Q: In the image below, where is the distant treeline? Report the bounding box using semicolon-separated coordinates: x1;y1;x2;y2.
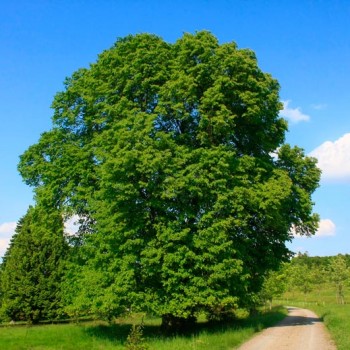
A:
290;252;350;268
260;253;350;307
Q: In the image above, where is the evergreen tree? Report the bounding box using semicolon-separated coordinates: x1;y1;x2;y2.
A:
0;206;67;323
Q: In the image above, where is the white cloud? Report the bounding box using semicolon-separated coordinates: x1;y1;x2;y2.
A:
310;133;350;181
280;100;310;123
315;219;336;237
0;222;17;258
292;219;336;239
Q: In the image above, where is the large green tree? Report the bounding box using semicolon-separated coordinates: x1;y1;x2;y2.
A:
18;31;320;325
0;206;67;323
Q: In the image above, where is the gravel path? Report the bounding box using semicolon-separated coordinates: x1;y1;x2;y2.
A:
236;306;336;350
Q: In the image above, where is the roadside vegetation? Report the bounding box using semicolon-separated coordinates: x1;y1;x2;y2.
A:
0;307;286;350
279;301;350;350
269;253;350;350
310;304;350;350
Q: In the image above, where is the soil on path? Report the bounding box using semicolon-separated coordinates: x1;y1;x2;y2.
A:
236;306;336;350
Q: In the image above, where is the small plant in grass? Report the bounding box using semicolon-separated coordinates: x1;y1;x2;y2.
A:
125;323;149;350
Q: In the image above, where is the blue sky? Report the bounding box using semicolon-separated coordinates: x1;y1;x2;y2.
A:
1;0;349;257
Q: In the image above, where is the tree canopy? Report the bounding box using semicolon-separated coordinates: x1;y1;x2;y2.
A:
18;31;321;324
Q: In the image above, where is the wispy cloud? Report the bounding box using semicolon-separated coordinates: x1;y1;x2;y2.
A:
280;100;310;123
311;103;327;110
0;222;16;258
310;133;350;182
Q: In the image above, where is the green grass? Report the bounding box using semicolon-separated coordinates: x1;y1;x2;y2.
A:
0;322;122;350
282;283;342;305
0;307;287;350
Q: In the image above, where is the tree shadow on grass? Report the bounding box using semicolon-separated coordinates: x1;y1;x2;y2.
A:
83;307;287;344
84;323;132;344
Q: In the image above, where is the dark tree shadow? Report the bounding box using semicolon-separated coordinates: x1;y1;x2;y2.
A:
273;307;324;327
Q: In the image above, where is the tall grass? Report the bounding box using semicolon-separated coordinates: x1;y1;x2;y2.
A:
0;307;286;350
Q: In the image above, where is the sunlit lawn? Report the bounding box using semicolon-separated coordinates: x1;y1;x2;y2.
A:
0;307;287;350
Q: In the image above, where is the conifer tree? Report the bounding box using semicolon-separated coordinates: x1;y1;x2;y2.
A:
0;206;67;323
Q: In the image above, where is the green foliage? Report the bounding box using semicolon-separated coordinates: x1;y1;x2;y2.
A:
0;206;68;323
275;254;350;304
286;262;314;295
125;324;149;350
328;255;350;304
18;31;321;322
259;267;288;309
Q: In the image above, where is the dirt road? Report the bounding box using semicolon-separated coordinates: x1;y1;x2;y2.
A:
236;306;336;350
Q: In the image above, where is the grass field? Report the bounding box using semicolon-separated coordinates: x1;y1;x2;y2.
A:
0;307;287;350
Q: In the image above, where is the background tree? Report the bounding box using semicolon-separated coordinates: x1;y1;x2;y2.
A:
18;31;321;326
0;206;67;323
259;267;288;310
328;255;350;304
